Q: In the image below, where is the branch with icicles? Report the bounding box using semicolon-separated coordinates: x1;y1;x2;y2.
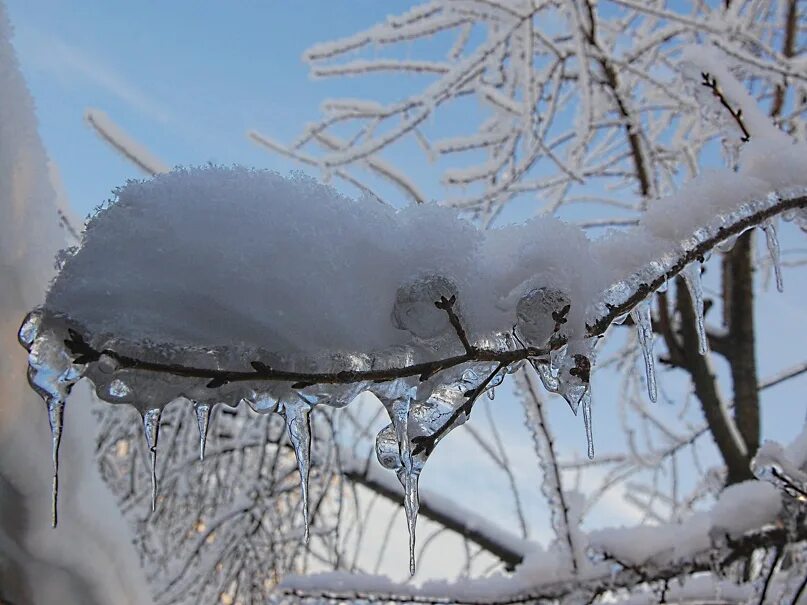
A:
17;180;807;570
32;14;807;582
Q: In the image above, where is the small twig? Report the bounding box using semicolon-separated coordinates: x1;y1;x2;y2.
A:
435;295;475;355
790;567;807;605
700;72;751;142
757;545;782;605
771;468;807;501
411;362;507;457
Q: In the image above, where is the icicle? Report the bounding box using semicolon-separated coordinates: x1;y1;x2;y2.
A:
20;317;83;527
194;402;211;462
389;395;420;576
762;221;784;293
398;466;419;577
142;408;161;512
681;263;708;355
630;300;657;402
581;390;594;460
486;386;495;400
46;397;64;528
282;396;312;543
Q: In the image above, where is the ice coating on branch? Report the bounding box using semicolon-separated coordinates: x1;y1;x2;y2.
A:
17;138;807;564
143;407;161;512
681;263;708;355
281;396;313;543
630;300;657;402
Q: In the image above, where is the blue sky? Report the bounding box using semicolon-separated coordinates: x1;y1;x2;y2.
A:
6;0;806;565
5;2;423;215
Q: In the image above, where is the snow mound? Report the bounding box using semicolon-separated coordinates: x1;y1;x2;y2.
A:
44;166;600;358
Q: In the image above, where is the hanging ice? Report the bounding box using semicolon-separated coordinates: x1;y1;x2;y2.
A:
194;402;211;461
393;396;418;578
399;465;419;577
532;359;559;393
372;377;420;576
681;263;708;355
46;398;64;528
555;348;591;417
281;395;313;543
581;389;594;460
762;220;784;293
630;300;657;402
18;311;82;527
142;408;161;512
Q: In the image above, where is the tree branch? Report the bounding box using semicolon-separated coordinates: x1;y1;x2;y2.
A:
276;521;807;604
700;72;751;142
53;193;807;394
676;276;752;484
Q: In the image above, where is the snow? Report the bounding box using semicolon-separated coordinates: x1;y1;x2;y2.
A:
589;480;781;566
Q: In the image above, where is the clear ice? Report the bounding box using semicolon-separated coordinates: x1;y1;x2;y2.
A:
194;402;211;461
581;390;594;460
374;380;420;576
681;263;708;355
516;287;571;346
282;395;313;543
142;408;162;512
46;398;64;528
762;221;784;293
630;300;657;402
18;311;81;527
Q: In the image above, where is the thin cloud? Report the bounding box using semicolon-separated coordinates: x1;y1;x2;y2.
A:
15;25;171;124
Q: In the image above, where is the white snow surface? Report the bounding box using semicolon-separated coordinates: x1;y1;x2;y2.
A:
45;166;607;357
589;480;781;566
45;138;807;364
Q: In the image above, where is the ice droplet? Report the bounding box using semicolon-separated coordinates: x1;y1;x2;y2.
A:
516;287;571;346
630;300;657;402
282;396;312;543
581;389;594;460
108;378;130;398
391;274;457;341
681;263;708;355
47;397;64;528
142;408;161;512
762;221;784;293
194;402;211;461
